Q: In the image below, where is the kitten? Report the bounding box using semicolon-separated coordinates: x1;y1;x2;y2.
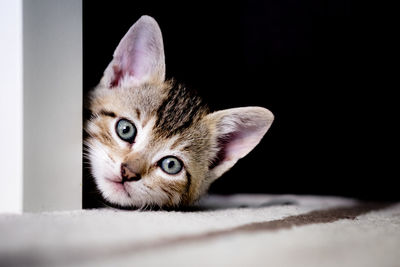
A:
84;15;274;209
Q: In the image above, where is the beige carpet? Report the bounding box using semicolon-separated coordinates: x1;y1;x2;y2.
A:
0;194;399;267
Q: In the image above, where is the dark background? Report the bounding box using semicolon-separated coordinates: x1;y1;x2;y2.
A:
83;0;396;206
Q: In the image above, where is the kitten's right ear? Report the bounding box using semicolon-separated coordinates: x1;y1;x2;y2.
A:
100;15;165;88
206;107;274;179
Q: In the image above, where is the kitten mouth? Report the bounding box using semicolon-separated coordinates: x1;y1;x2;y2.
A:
106;177;131;196
106;177;122;183
102;178;133;203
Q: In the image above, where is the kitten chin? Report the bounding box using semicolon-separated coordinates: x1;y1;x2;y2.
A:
84;15;274;209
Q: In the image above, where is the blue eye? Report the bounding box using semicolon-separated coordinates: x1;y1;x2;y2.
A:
116;119;136;143
159;157;183;175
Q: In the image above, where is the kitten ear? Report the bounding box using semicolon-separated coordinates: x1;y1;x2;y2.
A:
206;107;274;179
100;15;165;88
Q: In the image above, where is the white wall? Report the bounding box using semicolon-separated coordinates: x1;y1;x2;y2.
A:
23;0;82;212
0;0;23;213
0;0;82;213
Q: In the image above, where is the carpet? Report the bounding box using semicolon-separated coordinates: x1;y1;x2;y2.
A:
0;194;399;267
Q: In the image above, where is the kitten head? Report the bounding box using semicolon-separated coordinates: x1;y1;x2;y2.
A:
85;16;274;209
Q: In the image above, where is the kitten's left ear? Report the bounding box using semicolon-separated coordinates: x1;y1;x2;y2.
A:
100;15;165;88
206;107;274;179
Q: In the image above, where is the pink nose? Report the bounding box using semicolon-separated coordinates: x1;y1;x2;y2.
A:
120;163;141;182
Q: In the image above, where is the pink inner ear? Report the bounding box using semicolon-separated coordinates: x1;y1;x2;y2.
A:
105;16;164;88
224;130;259;161
210;124;262;169
110;59;138;88
209;133;235;169
110;65;124;88
109;42;156;88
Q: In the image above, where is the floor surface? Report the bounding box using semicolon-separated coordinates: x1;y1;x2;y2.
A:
1;194;399;267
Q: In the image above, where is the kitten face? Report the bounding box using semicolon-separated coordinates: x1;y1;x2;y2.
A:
85;16;274;208
86;82;212;207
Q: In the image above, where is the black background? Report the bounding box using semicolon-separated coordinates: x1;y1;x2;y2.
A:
83;0;396;205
